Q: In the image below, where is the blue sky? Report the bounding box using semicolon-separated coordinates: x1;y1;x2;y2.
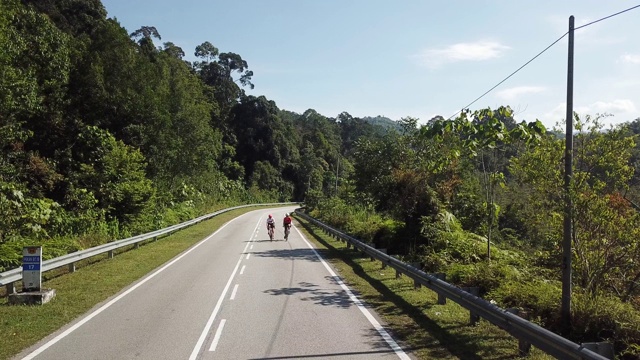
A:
100;1;640;128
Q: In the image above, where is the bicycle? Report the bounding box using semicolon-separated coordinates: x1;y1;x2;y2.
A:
284;224;291;241
268;226;275;241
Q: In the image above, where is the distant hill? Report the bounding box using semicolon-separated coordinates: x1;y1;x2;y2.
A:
362;116;403;132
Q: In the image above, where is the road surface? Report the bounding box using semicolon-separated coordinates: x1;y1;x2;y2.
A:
16;206;412;360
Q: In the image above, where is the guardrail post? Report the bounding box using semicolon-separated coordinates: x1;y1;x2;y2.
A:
68;262;76;273
506;308;532;356
379;249;388;269
433;273;446;304
410;263;422;289
396;268;402;279
108;250;114;259
6;282;16;294
581;342;614;359
463;287;480;324
135;242;140;249
346;242;352;249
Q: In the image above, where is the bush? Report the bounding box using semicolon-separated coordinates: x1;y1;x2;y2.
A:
572;293;640;359
446;261;523;295
487;278;561;328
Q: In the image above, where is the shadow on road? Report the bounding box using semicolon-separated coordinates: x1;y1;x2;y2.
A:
264;281;354;309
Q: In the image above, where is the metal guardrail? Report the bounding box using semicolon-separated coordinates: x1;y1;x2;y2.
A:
295;210;610;360
1;203;296;291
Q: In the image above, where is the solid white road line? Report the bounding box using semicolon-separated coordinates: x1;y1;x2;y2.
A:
189;216;262;360
294;227;411;360
208;319;227;351
230;284;239;300
21;217;240;360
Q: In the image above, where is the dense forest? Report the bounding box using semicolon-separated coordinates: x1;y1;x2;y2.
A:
3;0;640;357
0;0;393;267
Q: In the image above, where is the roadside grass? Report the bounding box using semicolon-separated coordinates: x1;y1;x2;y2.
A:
0;206;268;360
295;216;554;360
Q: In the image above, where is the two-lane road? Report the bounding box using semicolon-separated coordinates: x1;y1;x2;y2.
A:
17;207;412;360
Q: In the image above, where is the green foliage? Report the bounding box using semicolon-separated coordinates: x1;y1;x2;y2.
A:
446;261;523;296
571;293;640;355
70;126;155;224
487;279;562;328
309;196;396;245
0;181;60;243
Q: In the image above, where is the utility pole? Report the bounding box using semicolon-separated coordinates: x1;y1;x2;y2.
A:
335;157;339;196
562;15;575;336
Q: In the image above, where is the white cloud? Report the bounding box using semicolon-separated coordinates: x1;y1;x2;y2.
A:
543;100;638;125
495;86;546;100
621;54;640;64
414;40;510;69
587;99;637;114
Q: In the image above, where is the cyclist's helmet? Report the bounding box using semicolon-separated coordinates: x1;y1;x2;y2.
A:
268;214;272;218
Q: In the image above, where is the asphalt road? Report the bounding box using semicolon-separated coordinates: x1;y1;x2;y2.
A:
16;207;412;360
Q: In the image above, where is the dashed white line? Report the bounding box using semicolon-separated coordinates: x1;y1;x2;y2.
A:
246;253;251;260
240;265;246;275
250;244;254;249
189;216;262;360
230;284;239;300
208;319;227;351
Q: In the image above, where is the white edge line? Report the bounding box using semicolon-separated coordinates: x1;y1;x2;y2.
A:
230;284;239;300
294;227;411;360
21;219;238;360
189;216;262;360
208;319;227;352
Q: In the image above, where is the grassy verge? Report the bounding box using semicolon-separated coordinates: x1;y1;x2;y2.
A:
0;206;269;360
295;215;554;360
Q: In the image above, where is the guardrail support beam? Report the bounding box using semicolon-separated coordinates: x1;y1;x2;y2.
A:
6;282;16;294
410;263;422;289
506;308;532;356
108;250;114;259
463;287;480;324
434;273;446;305
69;262;76;273
379;249;388;269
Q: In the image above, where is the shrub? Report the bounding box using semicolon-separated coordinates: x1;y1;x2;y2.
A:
487;278;561;328
571;293;640;359
446;261;523;295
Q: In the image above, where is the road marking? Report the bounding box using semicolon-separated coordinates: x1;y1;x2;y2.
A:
295;227;411;360
21;217;240;360
240;265;246;275
189;216;262;360
208;319;227;351
230;284;239;300
250;244;254;249
246;253;251;260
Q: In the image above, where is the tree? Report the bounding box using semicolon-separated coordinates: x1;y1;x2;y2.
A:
511;114;640;297
424;107;545;260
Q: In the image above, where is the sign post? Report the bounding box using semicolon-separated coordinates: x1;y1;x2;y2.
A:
22;246;42;291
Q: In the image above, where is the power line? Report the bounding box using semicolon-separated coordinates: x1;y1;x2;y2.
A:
575;4;640;30
446;4;640;121
447;32;567;120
